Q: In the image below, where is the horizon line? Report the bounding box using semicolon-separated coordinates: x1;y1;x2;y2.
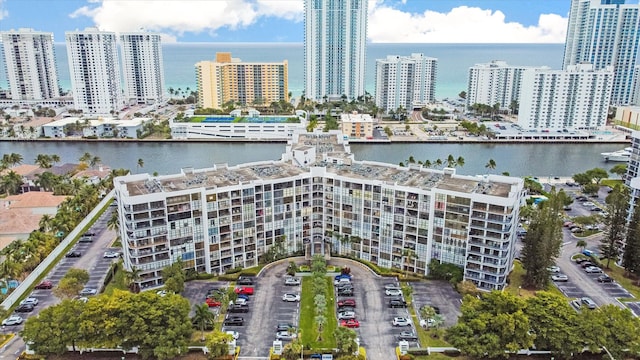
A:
48;41;567;46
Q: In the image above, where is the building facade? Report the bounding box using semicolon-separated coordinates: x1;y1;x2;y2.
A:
563;0;640;105
375;54;437;114
114;132;524;291
518;64;614;131
196;52;288;109
304;0;367;102
66;28;123;115
466;60;541;111
0;28;60;101
340;112;374;139
120;32;165;105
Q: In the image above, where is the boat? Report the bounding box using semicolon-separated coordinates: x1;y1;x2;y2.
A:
601;147;632;162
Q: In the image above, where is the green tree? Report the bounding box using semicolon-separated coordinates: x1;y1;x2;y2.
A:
623;202;640;278
137;158;144;173
524;291;583;357
600;186;629;268
609;163;628;177
520;188;564;289
205;331;233;358
580;305;640;359
162;258;187;294
485;158;497;172
572;172;593;186
586;168;608;184
20;299;84;355
458;91;466;99
576;239;587;252
193;304;215;341
34;154;53;168
334;326;359;355
446;291;533;359
1;170;23;195
53;268;89;299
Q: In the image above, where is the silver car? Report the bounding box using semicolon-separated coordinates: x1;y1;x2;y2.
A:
337;311;356;320
2;315;23;326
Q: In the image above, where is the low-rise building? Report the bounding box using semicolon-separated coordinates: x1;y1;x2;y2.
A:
41;117;150;138
114;131;524;291
340;112;374;139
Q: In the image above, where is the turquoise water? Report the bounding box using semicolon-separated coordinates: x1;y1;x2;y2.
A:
0;43;564;101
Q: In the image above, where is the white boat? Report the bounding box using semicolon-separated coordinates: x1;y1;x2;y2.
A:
601;147;632;162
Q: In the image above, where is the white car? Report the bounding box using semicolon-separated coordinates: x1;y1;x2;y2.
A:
419;318;435;328
337;311;356;320
284;277;300;286
585;266;603;274
103;251;120;258
392;317;412;327
20;297;39;306
79;288;97;296
282;293;301;302
551;274;568;282
2;315;24;326
384;283;401;290
276;331;297;340
546;266;560;273
582;202;595;207
385;289;402;296
226;331;239;340
234;298;248;306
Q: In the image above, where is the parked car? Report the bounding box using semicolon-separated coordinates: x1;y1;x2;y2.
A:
547;266;560;273
277;323;295;332
237;276;254;286
205;298;221;307
334;277;351;286
34;280;53;289
385;289;402;296
397;331;418;341
585;224;600;231
551;274;569;282
65;251;82;258
228;304;249;313
384;283;401;290
581;297;597;309
234;298;248;306
226;331;239;340
276;331;297;340
282;293;301;302
337;306;355;314
337;288;353;296
103;251;120;258
337;299;356;308
79;288;98;296
15;304;34;313
337;311;356;320
2;315;23;326
597;275;614;283
284;277;301;286
389;299;408;308
575;258;589;264
223;316;244;326
571;227;584;233
234;287;254;295
20;297;39;306
392;317;412;327
585;266;603;274
581;262;595;268
78;237;93;243
334;274;352;281
340;319;360;328
84;232;96;237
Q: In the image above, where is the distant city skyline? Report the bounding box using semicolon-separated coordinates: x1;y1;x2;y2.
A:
0;0;573;43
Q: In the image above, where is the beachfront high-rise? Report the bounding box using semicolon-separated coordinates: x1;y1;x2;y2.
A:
466;61;542;111
518;64;614;130
304;0;367;102
114;131;524;291
375;54;437;114
0;28;60;101
66;28;122;115
563;0;640;105
195;52;288;109
120;32;165;105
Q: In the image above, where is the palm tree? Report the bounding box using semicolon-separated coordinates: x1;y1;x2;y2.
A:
51;154;61;166
485;159;497;172
34;171;58;192
39;214;54;232
124;267;142;293
79;152;92;164
137;158;144;173
107;211;120;233
446;154;456;168
89;156;101;169
576;239;587;252
456;156;465;168
34;154;52;168
193;303;216;340
1;171;23;195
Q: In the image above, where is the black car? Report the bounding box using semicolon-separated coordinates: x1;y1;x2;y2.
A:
597;275;614;283
237;276;254;286
15;304;34;313
84;232;96;237
223;316;244;326
277;323;295;332
337;289;353;296
581;262;595;268
65;251;82;258
397;331;418;341
228;304;249;313
207;288;226;296
389;299;407;308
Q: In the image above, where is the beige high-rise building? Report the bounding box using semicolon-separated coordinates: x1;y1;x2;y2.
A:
195;52;289;109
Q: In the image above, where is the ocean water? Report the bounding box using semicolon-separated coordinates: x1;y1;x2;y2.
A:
2;43;564;101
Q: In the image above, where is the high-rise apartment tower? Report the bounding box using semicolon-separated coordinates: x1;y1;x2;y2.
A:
120;32;165;105
304;0;367;102
0;28;60;100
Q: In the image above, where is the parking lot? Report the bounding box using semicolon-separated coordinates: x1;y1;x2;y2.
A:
553;262;633;302
625;302;640;316
411;280;462;328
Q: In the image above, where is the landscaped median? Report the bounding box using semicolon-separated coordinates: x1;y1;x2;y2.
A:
299;272;337;348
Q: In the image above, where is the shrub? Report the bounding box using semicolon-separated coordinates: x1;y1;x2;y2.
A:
428;262;463;283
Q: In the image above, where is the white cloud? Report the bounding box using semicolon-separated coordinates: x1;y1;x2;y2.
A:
367;5;567;43
68;0;567;43
0;0;8;21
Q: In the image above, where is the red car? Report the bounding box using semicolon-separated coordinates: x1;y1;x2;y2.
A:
34;280;53;289
337;299;356;308
234;287;254;295
340;319;360;328
205;298;221;307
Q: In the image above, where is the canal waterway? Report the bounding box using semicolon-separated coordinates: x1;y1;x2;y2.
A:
0;141;627;178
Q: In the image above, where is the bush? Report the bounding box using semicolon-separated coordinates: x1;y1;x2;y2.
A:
443;349;462;356
428;262;463;283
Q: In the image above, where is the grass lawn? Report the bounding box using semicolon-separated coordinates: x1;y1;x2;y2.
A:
102;263;129;295
504;261;537;298
299;276;337;349
602;265;640;299
601;179;624;187
574;229;601;237
189;116;206;122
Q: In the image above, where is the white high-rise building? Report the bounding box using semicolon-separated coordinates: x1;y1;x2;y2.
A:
466;60;544;111
0;28;60;100
563;0;640;105
518;64;614;130
66;28;122;115
120;32;165;105
375;53;437;114
304;0;367;102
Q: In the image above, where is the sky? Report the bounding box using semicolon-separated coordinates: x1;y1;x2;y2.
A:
0;0;572;43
